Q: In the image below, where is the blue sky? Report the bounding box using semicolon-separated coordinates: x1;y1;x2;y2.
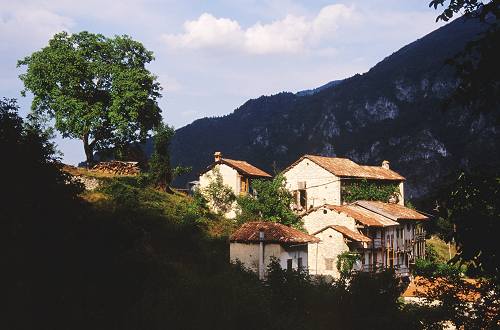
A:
1;0;446;164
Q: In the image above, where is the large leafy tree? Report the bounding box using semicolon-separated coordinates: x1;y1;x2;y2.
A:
17;31;163;164
428;1;500;279
148;123;191;192
438;171;500;278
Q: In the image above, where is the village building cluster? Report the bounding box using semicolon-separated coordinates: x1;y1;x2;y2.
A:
197;152;427;280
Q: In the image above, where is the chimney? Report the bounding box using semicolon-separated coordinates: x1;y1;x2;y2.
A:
214;151;222;162
382;160;390;169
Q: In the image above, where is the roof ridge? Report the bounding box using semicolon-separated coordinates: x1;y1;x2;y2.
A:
354;200;428;221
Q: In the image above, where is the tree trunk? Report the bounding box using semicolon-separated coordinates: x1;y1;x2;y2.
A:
83;133;94;166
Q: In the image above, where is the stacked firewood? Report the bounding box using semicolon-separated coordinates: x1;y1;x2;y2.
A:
91;161;140;175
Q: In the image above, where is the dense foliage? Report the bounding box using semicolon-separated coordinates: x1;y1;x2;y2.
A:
17;31;162;164
237;174;299;227
336;251;361;278
342;179;400;203
147;123;178;191
413;244;462;278
0;97;83;221
201;167;236;215
436;170;500;279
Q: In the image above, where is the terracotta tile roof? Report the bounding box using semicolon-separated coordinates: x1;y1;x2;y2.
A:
282;155;405;181
201;158;271;178
221;159;272;178
325;204;400;227
355;201;428;221
402;276;480;302
314;225;371;242
357;165;405;181
230;221;320;244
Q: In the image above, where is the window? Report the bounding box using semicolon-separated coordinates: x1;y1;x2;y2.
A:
325;258;334;271
240;176;248;193
299;189;307;209
298;257;303;270
287;258;293;271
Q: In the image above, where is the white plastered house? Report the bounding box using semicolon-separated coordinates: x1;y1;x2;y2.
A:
229;221;320;277
303;201;427;278
199;152;272;218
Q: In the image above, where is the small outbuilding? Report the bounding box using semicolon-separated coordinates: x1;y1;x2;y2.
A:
230;221;320;278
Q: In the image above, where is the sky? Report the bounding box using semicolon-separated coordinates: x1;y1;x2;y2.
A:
0;0;446;164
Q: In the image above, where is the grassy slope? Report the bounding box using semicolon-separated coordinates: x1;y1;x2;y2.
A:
426;235;457;262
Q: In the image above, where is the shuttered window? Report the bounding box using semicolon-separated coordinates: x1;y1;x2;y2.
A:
324;258;334;271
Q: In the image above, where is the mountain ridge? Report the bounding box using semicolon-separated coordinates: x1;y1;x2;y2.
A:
170;16;499;202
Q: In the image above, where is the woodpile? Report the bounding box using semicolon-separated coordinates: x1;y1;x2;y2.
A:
91;161;140;175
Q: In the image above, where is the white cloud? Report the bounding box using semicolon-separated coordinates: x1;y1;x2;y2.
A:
311;4;357;41
162;4;355;54
244;14;310;54
163;13;243;50
0;4;74;53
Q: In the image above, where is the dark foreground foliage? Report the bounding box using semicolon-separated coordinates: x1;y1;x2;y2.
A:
2;99;498;330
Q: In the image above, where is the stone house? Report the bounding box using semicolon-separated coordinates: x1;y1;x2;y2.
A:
230;221;320;278
199;152;271;218
281;155;405;211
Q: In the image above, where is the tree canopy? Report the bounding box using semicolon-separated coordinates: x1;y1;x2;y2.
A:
148;123;175;191
429;0;499;21
438;171;500;279
237;174;299;227
17;31;163;164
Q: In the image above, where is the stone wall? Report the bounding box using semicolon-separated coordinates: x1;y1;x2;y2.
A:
283;158;341;209
308;228;348;278
72;175;101;191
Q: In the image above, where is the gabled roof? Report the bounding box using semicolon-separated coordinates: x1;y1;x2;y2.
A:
355;201;428;221
230;221;320;244
282;155;405;181
314;225;371;242
325;204;400;227
202;158;272;178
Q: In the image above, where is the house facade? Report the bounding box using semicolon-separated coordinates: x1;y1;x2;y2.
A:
199;152;271;218
282;155;405;211
303;201;427;278
230;221;320;277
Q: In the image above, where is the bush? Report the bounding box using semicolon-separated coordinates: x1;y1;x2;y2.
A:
237;174;299;227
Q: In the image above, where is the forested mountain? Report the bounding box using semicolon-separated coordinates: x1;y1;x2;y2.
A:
170;16;499;201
